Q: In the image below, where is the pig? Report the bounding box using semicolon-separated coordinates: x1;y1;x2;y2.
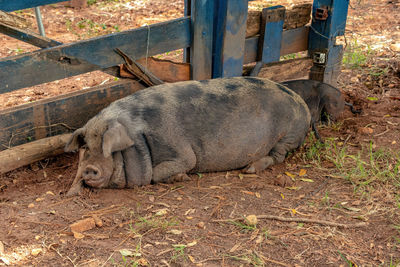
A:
280;79;346;141
65;77;311;195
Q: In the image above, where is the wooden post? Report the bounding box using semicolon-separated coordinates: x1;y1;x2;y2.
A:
190;0;214;80
308;0;349;86
258;5;285;64
212;0;248;78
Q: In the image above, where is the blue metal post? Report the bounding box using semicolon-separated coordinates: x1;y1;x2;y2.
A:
212;0;248;78
308;0;349;85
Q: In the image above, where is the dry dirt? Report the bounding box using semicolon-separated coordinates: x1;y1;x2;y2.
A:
1;0;400;266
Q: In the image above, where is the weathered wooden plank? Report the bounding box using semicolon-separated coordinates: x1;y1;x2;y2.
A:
243;26;309;64
308;0;349;85
258;6;285;63
190;0;214;80
0;0;66;11
0;80;145;151
257;57;312;82
0;17;191;93
0;22;61;48
0;134;71;174
212;0;248;78
246;3;311;38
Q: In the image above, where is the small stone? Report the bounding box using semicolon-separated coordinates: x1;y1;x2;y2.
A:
196;222;205;229
31;248;42;256
92;215;103;227
358;127;373;135
28;203;35;208
73;232;85;239
245;215;258;226
70;218;96;233
392;141;396;145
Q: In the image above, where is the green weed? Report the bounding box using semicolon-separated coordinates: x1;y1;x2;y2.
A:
342;39;373;69
229;220;257;232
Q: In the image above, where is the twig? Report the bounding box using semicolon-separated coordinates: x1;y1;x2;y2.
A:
253;251;287;267
156;248;174;257
48;197;74;208
100;251;115;267
373;125;390;137
213;215;367;228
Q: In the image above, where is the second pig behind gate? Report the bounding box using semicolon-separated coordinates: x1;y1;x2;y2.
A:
65;77;312;193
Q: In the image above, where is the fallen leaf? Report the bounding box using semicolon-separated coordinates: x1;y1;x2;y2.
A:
241;190;255;195
210;186;222;189
280;193;285;199
291;209;297;215
344;207;361;212
184;208;195;216
367;96;378;101
187;241;197;247
168;229;182;235
137;258;148;266
230;243;241;253
45;191;55;196
300;178;314;183
119;249;134;257
0;241;4;254
28;203;35;208
255;192;261;198
31;248;42;256
285;172;296;180
238;174;244;180
298;169;307;176
155;208;168;216
188;255;196;263
149;195;155;202
285;186;301;190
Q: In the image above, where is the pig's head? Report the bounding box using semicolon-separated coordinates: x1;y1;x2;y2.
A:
319;85;345;122
65;116;134;188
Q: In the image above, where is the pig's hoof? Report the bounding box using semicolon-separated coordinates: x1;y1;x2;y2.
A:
244;165;256;174
66;180;84;196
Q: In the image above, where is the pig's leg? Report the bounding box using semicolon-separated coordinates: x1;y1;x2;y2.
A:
108;151;126;188
245;135;300;173
66;149;86;196
152;145;196;183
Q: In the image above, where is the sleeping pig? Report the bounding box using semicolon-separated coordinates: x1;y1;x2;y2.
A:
280;79;346;141
65;77;311;195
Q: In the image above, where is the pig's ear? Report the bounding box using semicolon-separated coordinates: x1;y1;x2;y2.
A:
65;128;86;152
102;122;134;158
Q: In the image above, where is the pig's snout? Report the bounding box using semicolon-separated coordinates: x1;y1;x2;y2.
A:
82;165;104;187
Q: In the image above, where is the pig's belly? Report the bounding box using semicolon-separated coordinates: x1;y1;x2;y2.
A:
191;129;280;172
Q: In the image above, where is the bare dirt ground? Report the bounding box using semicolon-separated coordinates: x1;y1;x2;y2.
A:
1;0;400;266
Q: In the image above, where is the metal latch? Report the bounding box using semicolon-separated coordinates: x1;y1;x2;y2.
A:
315;8;329;20
313;52;326;64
